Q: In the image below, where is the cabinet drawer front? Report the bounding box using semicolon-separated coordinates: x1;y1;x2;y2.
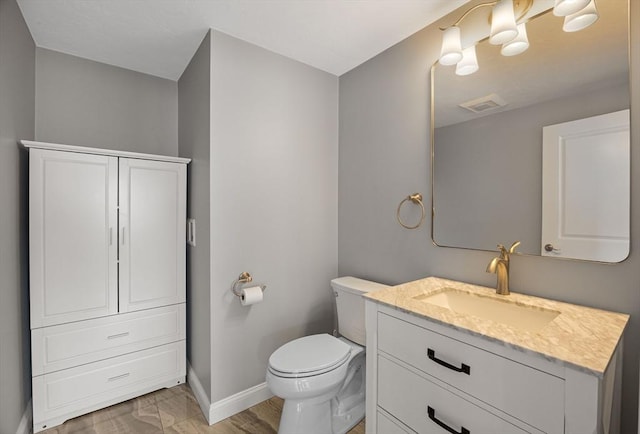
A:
32;304;185;375
378;356;532;434
378;411;415;434
33;341;185;425
378;313;564;434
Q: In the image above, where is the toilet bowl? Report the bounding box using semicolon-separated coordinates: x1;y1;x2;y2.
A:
266;277;388;434
267;334;365;434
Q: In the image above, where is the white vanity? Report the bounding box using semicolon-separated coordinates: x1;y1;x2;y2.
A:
364;277;628;434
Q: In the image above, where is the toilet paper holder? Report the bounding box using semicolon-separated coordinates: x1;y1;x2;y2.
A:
232;271;266;297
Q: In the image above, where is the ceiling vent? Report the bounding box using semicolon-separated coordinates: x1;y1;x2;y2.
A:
459;93;507;113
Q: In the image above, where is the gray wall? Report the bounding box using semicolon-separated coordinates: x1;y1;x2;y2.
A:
209;30;339;401
434;82;629;255
178;31;212;402
35;48;178;155
339;3;640;433
0;0;34;432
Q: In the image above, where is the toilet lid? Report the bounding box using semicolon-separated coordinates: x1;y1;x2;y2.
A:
269;334;351;376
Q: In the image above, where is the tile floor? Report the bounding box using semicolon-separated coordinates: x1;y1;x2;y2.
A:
39;384;366;433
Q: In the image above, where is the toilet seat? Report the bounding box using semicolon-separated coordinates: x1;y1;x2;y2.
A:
268;334;351;378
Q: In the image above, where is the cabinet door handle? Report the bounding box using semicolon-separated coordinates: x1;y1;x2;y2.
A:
428;406;470;434
121;227;126;245
107;332;130;340
109;227;113;245
108;372;130;382
427;348;470;375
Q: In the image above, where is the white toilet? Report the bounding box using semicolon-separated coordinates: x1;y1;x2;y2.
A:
266;276;389;434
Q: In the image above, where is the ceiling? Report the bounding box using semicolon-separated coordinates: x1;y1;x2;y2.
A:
16;0;468;81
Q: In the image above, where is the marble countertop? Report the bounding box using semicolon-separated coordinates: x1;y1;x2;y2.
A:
365;276;629;377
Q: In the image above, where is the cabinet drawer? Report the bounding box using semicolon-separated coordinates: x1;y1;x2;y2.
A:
378;313;564;434
378;356;533;434
378;411;415;434
33;341;185;429
32;304;185;375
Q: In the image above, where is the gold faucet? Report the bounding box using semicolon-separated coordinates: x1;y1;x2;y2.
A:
486;241;521;295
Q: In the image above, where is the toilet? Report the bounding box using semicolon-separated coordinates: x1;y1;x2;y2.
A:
266;276;389;434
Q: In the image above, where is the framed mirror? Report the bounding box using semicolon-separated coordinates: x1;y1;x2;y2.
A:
431;0;629;262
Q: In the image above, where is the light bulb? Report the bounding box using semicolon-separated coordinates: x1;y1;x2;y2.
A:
501;23;529;56
490;0;518;45
563;0;598;32
456;46;479;76
553;0;591;16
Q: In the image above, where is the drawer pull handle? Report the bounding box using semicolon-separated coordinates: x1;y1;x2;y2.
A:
427;348;470;375
107;332;130;340
428;406;470;434
108;373;130;382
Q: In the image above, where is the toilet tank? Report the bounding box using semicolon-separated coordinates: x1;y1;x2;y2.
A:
332;276;389;346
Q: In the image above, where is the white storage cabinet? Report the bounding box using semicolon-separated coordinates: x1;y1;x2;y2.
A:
24;141;190;433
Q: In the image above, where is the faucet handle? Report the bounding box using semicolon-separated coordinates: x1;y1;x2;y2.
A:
508;241;521;254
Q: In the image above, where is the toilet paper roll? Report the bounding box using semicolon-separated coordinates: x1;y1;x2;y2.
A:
240;286;263;306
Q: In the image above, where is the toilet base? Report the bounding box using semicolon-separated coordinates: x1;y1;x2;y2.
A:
331;354;366;434
277;394;364;434
276;351;366;434
331;399;365;434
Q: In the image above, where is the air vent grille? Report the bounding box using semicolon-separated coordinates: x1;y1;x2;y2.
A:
459;93;507;113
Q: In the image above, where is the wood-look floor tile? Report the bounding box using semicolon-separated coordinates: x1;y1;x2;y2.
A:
106;395;157;420
154;383;191;404
41;406;112;434
110;404;164;434
157;388;202;429
349;419;366;434
37;383;366;434
165;413;240;434
243;397;282;430
162;415;205;434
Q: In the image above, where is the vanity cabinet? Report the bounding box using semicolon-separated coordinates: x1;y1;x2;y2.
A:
365;300;624;434
24;141;190;433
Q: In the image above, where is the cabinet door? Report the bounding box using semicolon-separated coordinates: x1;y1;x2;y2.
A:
29;149;118;328
118;158;186;312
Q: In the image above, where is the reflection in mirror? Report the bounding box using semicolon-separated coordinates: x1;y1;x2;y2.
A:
431;0;629;262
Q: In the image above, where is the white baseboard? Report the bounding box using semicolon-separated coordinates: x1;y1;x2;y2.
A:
15;400;32;434
209;382;273;425
187;362;273;425
187;363;212;422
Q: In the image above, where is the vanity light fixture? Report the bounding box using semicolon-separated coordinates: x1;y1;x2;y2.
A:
438;0;599;75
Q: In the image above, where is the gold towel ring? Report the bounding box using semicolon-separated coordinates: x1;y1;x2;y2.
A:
397;193;425;229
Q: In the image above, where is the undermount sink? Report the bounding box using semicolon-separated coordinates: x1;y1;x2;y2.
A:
413;288;560;332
